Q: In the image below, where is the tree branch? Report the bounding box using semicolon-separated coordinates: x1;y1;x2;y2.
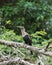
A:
0;39;52;57
0;57;35;65
45;42;51;51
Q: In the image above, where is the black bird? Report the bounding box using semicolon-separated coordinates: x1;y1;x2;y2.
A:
17;26;33;55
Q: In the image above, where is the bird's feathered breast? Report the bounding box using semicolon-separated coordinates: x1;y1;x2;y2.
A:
23;35;32;45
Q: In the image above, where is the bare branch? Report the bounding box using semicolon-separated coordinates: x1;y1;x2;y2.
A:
0;55;11;62
45;42;51;51
0;57;35;65
0;39;52;57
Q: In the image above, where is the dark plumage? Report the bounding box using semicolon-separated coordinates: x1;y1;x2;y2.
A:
23;35;32;45
23;35;33;54
17;26;33;55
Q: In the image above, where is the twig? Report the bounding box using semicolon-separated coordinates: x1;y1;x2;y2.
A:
38;56;44;65
0;39;52;57
45;42;51;51
0;57;35;65
12;47;25;57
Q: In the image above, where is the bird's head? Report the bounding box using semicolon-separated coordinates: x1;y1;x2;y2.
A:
16;26;25;31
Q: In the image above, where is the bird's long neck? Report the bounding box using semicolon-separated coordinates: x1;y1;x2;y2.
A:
21;29;28;37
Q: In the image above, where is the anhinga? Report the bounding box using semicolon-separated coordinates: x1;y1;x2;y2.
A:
17;26;33;54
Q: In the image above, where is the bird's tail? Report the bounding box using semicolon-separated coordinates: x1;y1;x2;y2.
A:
30;51;33;55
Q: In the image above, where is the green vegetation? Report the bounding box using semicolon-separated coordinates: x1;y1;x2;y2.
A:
0;0;52;34
0;0;52;65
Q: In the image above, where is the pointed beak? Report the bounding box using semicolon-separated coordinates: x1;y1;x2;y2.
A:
16;26;24;29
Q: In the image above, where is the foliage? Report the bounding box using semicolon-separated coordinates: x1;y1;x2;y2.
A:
45;21;52;37
0;28;23;42
0;0;52;65
0;0;52;34
31;31;48;45
0;28;51;46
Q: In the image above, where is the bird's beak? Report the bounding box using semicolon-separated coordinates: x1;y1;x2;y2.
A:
16;26;23;28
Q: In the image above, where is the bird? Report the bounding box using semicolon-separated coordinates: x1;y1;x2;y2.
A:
17;26;33;55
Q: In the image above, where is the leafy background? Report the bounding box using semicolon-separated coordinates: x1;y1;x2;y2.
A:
0;0;52;65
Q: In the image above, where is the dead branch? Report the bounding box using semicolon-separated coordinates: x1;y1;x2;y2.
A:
0;39;52;57
0;56;10;62
45;42;51;51
0;57;35;65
